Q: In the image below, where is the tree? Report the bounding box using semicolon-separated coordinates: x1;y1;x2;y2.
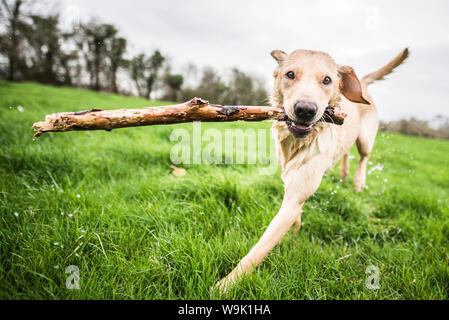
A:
24;14;61;83
162;73;183;102
0;2;79;85
58;31;80;86
130;53;146;97
145;50;164;99
130;50;165;99
223;68;268;105
0;0;29;80
81;22;117;91
179;67;228;103
106;36;127;93
178;66;268;105
17;13;81;86
224;68;254;105
196;68;228;103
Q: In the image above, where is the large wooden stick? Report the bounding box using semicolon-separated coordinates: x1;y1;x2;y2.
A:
32;97;347;138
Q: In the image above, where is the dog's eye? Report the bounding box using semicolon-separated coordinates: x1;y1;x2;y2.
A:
322;76;332;85
286;71;295;80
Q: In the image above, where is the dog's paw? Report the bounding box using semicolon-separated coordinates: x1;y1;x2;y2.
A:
354;182;365;193
215;278;230;294
214;275;237;295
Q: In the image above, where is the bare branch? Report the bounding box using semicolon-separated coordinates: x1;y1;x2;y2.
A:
1;0;12;15
32;98;347;138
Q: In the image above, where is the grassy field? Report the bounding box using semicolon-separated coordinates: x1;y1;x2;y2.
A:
1;80;448;299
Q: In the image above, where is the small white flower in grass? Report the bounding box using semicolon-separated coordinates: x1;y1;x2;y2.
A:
76;194;81;198
13;212;19;217
54;265;59;269
75;253;80;257
53;242;59;246
60;211;64;216
68;213;73;217
17;105;24;112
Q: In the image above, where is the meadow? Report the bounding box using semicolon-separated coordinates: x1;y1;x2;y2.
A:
0;80;448;299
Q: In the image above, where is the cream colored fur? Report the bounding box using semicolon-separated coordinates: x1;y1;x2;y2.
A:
216;48;409;292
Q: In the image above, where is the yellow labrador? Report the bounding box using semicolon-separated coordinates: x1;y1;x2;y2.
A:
216;48;409;291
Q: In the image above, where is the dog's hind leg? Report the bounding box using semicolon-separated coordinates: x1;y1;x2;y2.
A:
354;151;369;193
339;153;350;180
354;116;378;193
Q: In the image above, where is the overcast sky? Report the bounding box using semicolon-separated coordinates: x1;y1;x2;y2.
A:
57;0;449;121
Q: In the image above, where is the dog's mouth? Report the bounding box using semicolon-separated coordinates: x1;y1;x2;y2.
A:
286;118;314;138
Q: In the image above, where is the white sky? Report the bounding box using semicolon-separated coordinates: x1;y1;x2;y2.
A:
56;0;449;121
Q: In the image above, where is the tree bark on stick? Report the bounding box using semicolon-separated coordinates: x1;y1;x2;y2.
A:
32;97;347;138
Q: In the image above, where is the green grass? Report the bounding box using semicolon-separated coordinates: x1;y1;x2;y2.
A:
1;80;448;299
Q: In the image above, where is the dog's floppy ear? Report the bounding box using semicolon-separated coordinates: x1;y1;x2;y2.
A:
338;66;370;104
271;50;287;66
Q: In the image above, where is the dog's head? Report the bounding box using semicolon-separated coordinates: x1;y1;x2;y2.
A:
271;49;369;138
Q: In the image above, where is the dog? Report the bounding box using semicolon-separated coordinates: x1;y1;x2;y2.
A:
216;48;409;291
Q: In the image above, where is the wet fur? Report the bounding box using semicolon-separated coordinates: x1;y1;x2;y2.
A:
216;48;409;292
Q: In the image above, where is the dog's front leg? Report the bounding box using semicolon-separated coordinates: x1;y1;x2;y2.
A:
216;157;328;292
216;199;303;291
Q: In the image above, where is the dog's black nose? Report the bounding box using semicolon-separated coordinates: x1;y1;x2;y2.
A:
294;101;317;121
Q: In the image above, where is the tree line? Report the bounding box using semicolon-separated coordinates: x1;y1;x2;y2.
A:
380;116;449;140
0;0;268;104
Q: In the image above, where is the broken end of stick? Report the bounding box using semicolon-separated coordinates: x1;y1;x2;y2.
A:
33;131;43;138
32;122;47;138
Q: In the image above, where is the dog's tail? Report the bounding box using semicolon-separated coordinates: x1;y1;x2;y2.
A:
361;48;409;86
